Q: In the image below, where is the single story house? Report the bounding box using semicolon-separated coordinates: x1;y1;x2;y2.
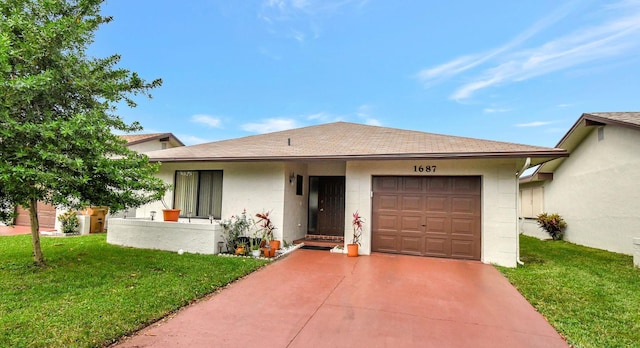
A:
13;133;184;232
135;122;567;267
520;112;640;255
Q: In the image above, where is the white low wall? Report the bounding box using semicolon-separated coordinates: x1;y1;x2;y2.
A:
107;218;224;254
520;218;549;240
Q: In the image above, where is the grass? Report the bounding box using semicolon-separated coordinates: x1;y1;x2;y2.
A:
498;235;640;348
0;234;269;348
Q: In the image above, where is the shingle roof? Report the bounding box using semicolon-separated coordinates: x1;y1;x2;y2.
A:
145;122;566;163
119;133;185;147
522;112;640;182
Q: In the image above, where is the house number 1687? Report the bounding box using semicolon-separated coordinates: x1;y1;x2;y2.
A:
414;165;436;173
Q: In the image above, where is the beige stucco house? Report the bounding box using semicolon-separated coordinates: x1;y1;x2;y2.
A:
135;122;566;267
520;112;640;255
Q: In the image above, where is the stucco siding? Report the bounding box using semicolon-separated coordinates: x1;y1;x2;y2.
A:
346;159;521;267
543;125;640;254
137;162;287;241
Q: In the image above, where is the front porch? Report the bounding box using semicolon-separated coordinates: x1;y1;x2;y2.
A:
294;234;344;249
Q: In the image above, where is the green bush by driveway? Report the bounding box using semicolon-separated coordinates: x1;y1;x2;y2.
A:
0;234;268;347
498;235;640;348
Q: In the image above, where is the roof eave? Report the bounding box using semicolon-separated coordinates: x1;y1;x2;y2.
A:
149;151;569;163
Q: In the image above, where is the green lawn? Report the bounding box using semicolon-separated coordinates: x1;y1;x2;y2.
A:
0;234;268;348
498;235;640;348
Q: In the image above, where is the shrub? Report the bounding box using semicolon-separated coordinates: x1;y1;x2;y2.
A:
219;210;255;252
58;210;80;235
536;212;567;240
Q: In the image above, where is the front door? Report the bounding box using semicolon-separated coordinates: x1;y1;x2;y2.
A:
308;176;345;236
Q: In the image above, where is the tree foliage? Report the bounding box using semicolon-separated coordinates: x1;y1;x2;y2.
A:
0;0;168;264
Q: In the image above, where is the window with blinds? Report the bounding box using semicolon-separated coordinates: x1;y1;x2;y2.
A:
173;170;223;219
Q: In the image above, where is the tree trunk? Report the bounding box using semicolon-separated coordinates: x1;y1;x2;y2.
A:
28;198;45;266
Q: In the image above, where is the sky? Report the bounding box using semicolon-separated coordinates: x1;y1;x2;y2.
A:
90;0;640;148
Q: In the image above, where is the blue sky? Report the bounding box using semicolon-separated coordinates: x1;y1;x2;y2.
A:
91;0;640;147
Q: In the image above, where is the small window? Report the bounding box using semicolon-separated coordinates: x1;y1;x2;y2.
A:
296;175;303;196
174;170;223;218
598;127;604;141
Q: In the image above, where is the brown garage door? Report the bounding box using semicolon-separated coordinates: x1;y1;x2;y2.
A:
372;176;481;260
15;202;57;229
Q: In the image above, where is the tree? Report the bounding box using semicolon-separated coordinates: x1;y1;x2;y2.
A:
0;0;168;265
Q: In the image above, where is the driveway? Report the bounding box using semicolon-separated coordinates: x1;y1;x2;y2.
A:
115;249;567;348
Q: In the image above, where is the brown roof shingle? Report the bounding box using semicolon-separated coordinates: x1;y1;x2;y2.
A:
145;122;566;163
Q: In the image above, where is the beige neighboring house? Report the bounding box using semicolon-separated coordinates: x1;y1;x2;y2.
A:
520;112;640;255
137;122;567;267
12;133;184;233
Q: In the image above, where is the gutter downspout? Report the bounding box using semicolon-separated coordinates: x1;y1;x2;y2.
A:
516;157;531;266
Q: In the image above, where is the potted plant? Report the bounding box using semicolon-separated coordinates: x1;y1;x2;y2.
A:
250;238;261;257
220;210;254;254
348;211;364;257
160;197;181;222
256;211;278;255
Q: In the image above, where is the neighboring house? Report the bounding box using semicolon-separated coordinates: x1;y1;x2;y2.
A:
13;133;184;232
520;112;640;255
137;122;567;267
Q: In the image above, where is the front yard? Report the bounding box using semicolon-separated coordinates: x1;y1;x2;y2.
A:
0;234;268;347
498;235;640;348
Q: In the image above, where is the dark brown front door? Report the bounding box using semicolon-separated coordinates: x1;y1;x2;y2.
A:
371;176;481;260
308;176;345;236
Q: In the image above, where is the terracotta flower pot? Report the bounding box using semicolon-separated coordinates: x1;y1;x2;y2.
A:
270;240;281;251
235;246;245;255
347;244;359;257
162;209;181;222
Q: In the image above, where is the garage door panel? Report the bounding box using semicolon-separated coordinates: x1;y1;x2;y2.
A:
372;234;398;253
425;216;447;233
401;216;423;232
400;195;422;211
451;240;478;259
376;214;399;231
372;176;481;260
400;236;423;255
424;238;449;257
425;196;448;213
451;218;476;236
426;177;450;193
451;197;478;215
377;194;400;211
15;203;56;229
375;177;400;192
452;177;481;194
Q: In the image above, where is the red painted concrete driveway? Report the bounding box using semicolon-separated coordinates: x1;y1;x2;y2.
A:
115;249;567;348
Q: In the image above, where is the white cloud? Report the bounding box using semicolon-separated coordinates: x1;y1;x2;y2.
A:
416;1;640;100
365;118;382;126
515;121;554;127
191;114;222;128
483;108;511;114
242;118;299;133
556;103;573;108
259;0;368;42
177;134;213;146
356;104;372;118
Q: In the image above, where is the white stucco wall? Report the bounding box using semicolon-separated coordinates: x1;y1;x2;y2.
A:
107;218;223;254
346;159;522;267
282;162;309;244
127;140;180;153
138;158;524;267
136;161;288;242
542;125;640;255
